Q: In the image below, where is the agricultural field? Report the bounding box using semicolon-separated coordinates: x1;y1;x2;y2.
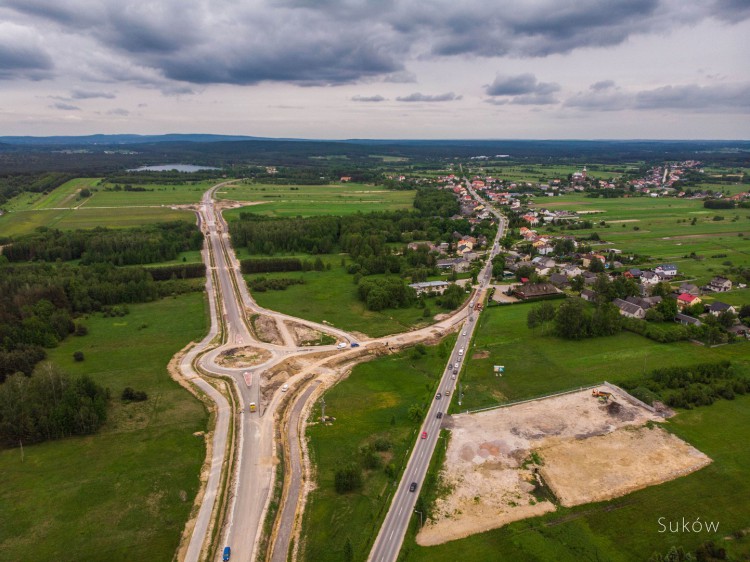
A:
530;194;750;286
0;206;196;237
400;394;750;562
2;178;103;211
0;292;209;562
80;180;216;207
454;302;750;413
241;254;447;338
300;337;455;562
217;181;415;217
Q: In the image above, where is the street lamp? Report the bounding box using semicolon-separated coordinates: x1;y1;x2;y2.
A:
414;509;423;528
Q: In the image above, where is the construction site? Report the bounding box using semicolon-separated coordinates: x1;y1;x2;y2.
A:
416;386;712;546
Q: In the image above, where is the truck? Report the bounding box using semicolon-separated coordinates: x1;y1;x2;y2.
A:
249;402;257;412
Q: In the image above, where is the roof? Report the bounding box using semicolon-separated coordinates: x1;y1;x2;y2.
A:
580;289;597;299
675;313;702;326
613;298;644;316
677;293;698;303
709;301;733;312
658;264;677;269
513;283;561;299
409;281;449;289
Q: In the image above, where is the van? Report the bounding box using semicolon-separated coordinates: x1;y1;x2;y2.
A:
223;546;231;561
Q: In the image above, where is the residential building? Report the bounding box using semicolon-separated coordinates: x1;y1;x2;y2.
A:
613;298;646;319
676;293;701;309
409;281;450;296
708;276;732;292
655;264;678;277
513;283;562;300
675;313;702;327
709;302;736;317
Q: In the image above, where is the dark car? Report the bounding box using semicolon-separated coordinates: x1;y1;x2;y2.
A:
453;369;458;375
436;412;443;419
351;342;360;347
436;392;442;400
409;482;417;492
223;546;231;561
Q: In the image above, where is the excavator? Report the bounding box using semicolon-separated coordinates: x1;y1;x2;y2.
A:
592;389;614;402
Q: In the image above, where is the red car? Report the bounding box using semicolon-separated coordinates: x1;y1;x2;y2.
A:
421;431;427;439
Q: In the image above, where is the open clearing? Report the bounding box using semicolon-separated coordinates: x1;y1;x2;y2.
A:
417;387;709;547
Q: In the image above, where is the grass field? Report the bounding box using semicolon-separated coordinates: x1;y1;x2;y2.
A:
300;337;454;562
0;293;209;562
400;394;750;562
454;302;750;412
0;206;197;237
217;181;415;217
530;194;750;286
81;180;216;208
243;254;455;337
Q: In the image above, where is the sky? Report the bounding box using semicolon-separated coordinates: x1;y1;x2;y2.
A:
0;0;748;139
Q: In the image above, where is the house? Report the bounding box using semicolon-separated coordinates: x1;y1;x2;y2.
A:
678;283;701;297
409;281;450;296
613;298;646;319
513;283;562;300
675;313;702;327
676;293;701;309
626;296;662;310
582;271;598;286
709;302;736;317
537;244;555;255
655;264;678;277
627;268;643;279
580;289;597;302
581;253;606;268
549;273;570;288
640;271;659;286
437;258;469;272
727;324;750;338
708;276;732;292
561;264;583;278
531;257;556;269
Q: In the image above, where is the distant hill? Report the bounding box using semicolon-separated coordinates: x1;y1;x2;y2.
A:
0;134;279;146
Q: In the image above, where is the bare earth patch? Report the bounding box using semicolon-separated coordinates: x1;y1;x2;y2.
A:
607;219;641;223
251;313;283;344
417;387;710;546
472;350;490;360
285;321;334;346
216;346;272;368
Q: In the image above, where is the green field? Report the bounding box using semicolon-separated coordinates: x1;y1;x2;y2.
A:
401;395;750;562
530;194;750;285
218;181;415;217
242;255;456;337
0;206;197;237
2;178;103;212
81;180;216;207
0;293;209;562
301;338;454;562
455;302;750;412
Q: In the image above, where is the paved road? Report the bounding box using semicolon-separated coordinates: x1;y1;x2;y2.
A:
270;382;320;562
368;181;505;562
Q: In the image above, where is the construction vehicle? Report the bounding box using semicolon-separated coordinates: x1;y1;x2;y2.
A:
592;389;613;402
249;402;257;412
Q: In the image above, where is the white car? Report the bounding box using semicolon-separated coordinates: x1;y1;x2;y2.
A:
462;331;467;336
281;383;289;392
337;342;347;349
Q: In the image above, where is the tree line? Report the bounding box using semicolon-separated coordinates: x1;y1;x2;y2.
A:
527;298;623;339
620;361;750;409
3;222;203;265
0;363;108;447
0;172;74;208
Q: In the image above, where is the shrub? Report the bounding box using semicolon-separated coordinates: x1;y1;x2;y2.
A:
121;387;148;402
73;351;85;362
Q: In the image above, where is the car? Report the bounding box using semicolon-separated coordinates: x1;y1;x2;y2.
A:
421;431;428;439
223;546;231;561
409;482;417;493
436;392;442;400
350;342;360;347
281;383;289;392
462;331;467;336
445;390;451;396
337;342;347;349
454;363;458;370
436;412;443;419
453;369;458;375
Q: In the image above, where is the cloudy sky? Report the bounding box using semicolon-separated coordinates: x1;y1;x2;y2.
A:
1;0;748;139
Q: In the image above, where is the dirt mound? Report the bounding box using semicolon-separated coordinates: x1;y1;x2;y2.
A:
216;346;272;368
251;314;283;344
285;321;334;346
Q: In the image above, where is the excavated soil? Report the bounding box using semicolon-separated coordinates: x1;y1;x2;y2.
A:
216;346;272;368
285;321;333;346
251;313;283;345
416;388;710;546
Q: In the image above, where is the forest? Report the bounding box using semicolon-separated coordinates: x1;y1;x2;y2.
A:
0;171;74;207
4;221;203;265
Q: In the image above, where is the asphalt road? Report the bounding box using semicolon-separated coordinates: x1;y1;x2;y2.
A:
368;182;505;562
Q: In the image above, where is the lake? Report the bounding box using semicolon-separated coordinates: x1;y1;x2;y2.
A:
129;164;220;172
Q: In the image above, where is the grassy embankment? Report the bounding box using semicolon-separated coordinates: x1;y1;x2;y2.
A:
0;293;209;562
530;194;750;286
300;337;455;562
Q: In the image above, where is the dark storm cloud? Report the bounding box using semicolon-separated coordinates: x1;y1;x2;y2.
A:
0;24;53;80
1;0;748;88
485;74;560;105
352;95;387;102
590;80;616;91
565;82;750;112
396;92;461;102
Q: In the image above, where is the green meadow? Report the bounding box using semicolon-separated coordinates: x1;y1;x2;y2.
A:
0;292;209;562
300;337;453;562
531;194;750;285
217;181;415;217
